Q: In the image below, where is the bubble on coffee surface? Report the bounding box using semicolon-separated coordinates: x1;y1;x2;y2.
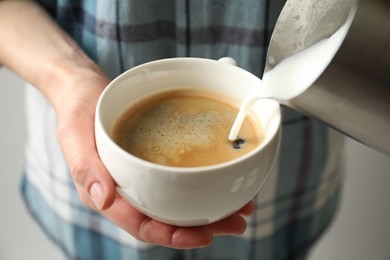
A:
231;137;245;149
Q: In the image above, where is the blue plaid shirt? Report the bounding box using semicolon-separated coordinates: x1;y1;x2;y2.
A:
22;0;345;259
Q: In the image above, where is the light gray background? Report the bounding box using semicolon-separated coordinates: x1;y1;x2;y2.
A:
1;68;390;260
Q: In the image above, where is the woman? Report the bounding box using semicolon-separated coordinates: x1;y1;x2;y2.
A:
0;0;344;259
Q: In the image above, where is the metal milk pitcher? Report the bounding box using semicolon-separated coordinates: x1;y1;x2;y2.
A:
267;0;390;155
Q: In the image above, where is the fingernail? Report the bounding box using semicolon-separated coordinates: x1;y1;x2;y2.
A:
90;182;105;210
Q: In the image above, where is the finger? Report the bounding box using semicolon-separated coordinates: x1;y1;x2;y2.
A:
75;183;101;211
57;78;116;210
137;219;214;249
58;112;116;209
208;213;247;236
237;200;255;216
101;194;214;249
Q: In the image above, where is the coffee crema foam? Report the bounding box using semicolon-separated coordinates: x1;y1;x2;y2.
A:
112;89;264;167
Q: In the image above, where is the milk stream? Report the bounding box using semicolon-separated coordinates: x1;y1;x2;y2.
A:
228;12;355;141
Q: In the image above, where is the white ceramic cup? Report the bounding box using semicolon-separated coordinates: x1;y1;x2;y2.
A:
95;57;281;226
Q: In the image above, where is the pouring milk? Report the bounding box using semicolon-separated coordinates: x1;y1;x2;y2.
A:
229;13;355;142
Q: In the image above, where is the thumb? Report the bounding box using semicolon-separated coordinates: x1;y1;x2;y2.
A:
57;93;116;210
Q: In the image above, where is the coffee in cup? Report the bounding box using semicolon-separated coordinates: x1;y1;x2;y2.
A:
111;89;264;167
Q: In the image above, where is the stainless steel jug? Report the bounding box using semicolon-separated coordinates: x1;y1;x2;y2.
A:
274;0;390;155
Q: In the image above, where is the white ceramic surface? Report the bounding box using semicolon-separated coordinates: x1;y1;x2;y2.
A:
95;58;281;226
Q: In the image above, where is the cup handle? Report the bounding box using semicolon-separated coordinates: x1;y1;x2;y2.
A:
218;57;238;67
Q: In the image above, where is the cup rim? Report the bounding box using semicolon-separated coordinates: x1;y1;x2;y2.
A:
96;57;281;173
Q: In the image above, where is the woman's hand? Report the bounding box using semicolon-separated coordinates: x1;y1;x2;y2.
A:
0;0;255;249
